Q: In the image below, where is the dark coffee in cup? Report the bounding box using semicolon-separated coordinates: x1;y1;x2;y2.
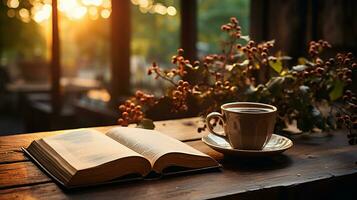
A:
206;102;277;150
225;107;272;113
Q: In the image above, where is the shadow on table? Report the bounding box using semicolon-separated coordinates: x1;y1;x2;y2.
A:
221;154;292;171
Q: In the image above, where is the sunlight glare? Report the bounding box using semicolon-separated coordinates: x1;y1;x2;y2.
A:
102;0;111;8
32;4;52;23
131;0;139;5
7;9;16;18
19;8;31;23
7;0;19;8
100;9;111;19
154;4;166;15
138;0;150;8
167;6;177;16
88;6;98;16
70;6;87;20
9;0;176;24
82;0;103;6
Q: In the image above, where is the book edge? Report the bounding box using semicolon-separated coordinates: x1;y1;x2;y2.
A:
21;147;144;190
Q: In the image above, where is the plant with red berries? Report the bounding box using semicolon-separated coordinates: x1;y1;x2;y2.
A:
117;17;356;144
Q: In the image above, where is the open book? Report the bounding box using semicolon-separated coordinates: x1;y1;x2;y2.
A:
24;127;219;188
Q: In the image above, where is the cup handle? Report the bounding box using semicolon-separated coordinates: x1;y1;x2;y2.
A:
206;112;226;139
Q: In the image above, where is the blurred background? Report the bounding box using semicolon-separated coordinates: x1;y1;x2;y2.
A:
0;0;356;135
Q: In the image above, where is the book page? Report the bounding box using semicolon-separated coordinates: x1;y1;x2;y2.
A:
106;127;218;172
42;129;146;171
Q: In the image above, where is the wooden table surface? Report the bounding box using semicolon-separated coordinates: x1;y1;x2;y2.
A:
0;117;356;200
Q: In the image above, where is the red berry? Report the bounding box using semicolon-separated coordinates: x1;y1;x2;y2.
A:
122;112;129;118
345;90;352;96
135;90;143;97
177;48;184;55
119;105;126;111
135;105;141;111
316;67;325;74
346;78;353;85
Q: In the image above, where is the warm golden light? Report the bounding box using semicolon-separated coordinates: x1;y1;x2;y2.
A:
154;3;166;15
138;0;150;8
5;0;176;24
131;0;139;5
87;89;111;102
58;0;87;20
167;6;177;16
7;9;16;18
88;6;98;20
100;9;111;19
72;6;87;19
131;0;177;16
102;0;111;8
58;0;78;12
19;8;31;23
32;4;51;23
82;0;103;6
88;6;98;15
7;0;19;8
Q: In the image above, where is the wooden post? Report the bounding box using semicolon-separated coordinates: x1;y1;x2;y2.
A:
51;0;61;115
180;0;197;61
110;0;131;106
250;0;269;42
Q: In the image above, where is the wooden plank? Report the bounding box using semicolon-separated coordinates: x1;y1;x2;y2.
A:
0;147;356;199
110;0;131;101
1;172;355;200
1;118;357;199
0;162;51;189
51;0;62;114
0;183;64;200
180;0;197;61
1;133;356;190
0;117;206;163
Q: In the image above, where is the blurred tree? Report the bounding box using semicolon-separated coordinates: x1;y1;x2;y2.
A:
198;0;250;54
0;1;46;63
131;1;180;67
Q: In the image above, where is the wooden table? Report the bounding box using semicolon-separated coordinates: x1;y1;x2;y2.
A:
0;117;356;199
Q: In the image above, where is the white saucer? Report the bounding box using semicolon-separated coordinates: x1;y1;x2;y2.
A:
202;133;293;157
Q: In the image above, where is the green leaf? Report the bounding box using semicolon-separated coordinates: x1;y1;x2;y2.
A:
326;114;336;130
299;85;310;94
329;80;345;101
240;35;250;41
238;59;250;67
298;57;308;65
136;118;155;130
269;60;282;73
292;65;307;72
297;57;315;66
245;85;258;94
311;106;325;130
266;77;285;96
280;56;292;60
267;40;275;45
225;64;235;71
